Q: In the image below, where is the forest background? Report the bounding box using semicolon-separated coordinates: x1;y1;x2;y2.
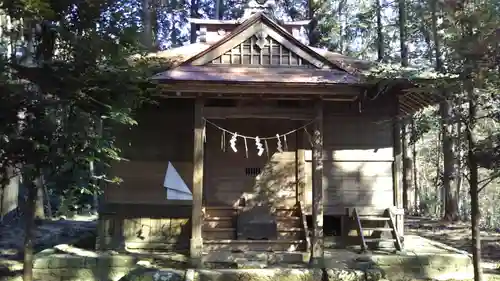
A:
0;0;499;281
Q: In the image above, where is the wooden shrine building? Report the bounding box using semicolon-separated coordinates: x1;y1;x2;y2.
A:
97;0;438;267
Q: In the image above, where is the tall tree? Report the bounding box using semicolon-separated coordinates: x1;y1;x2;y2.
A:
375;0;384;62
0;1;152;280
190;0;199;43
216;0;223;19
431;0;458;221
465;57;482;281
448;0;500;279
142;0;154;49
398;0;411;212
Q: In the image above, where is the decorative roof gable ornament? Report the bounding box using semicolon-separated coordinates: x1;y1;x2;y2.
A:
255;30;269;49
240;0;279;22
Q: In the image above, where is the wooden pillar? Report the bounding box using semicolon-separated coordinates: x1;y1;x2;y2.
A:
309;99;324;267
190;98;204;267
298;151;306;206
392;99;404;240
295;126;300;205
296;121;306;206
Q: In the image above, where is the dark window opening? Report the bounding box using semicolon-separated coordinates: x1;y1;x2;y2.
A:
306;215;342;236
245;167;261;176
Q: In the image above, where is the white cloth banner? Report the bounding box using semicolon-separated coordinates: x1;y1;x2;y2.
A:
163;162;192;200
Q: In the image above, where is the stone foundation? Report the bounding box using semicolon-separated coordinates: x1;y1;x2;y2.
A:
14;253;473;281
3;235;474;281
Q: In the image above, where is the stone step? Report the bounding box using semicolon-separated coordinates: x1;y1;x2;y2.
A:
203;228;305;240
204;239;306;252
204;207;300;219
364;238;397;243
203;228;236;240
358;216;390;221
203;220;301;230
202;218;301;230
277;229;304;240
276;217;302;228
204;207;238;218
203;251;309;265
204;217;234;228
362;227;393;232
274;208;299;217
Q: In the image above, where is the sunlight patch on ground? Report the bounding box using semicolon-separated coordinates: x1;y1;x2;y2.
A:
54;244;99;257
51;213;98;222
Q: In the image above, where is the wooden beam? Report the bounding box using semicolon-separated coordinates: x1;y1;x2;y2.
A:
392;98;404;240
190;98;205;267
309;99;324;267
204;106;314;120
156;93;357;102
99;202;192;218
158;83;362;97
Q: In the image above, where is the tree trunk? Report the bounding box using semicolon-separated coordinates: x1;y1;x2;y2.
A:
455;121;463;218
375;0;384;62
434;130;441;216
411;119;419;215
90;160;98;214
0;166;20;220
440;100;458;221
190;0;199;43
141;0;153;50
23;180;37;281
398;0;411;215
34;177;45;219
91;118;103;215
43;183;52;218
430;0;458;220
469;150;482;281
169;0;179;46
398;0;408;66
466;86;483;281
337;0;346;53
216;0;223;19
307;0;319;47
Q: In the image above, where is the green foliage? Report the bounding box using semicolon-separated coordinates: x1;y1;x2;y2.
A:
0;0;156;199
409;109;439;145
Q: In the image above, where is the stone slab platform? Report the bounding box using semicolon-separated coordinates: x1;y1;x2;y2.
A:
203;235;474;280
2;235;473;281
324;235;473;281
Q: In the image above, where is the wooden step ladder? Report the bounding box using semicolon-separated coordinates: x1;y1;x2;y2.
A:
351;208;403;252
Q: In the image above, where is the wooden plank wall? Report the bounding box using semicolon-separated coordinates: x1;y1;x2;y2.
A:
0;167;20;219
97;205;191;252
98;97;401;250
106;161;193;204
303;101;395;215
205;118;298;208
104;100;194;204
323;115;394;214
99;100;194;252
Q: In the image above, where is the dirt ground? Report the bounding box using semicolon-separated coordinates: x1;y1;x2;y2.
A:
405;216;500;262
405;216;500;277
0;215;96;280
